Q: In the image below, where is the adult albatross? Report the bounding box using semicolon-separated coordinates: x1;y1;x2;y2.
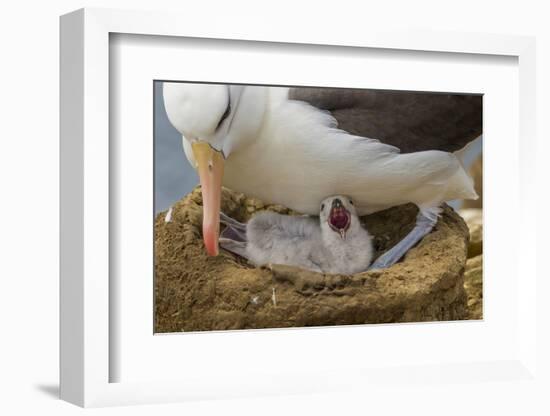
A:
163;84;481;269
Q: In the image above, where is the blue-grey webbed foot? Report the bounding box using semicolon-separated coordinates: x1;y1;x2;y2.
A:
368;209;439;270
220;212;246;231
219;212;249;258
219;211;247;241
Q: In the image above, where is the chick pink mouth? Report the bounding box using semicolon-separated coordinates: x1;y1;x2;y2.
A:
329;206;351;233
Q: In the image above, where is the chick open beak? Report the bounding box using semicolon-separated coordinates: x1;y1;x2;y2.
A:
192;142;225;256
328;199;351;239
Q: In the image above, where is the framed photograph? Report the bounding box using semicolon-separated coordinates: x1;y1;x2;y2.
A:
60;8;539;408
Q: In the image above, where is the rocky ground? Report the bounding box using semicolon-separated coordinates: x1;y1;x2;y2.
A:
154;186;474;332
459;208;483;319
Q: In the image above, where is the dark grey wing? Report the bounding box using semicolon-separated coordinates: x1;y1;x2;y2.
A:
288;87;482;153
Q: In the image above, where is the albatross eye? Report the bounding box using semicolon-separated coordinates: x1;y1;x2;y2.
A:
349;199;353;205
216;101;231;130
321;203;325;210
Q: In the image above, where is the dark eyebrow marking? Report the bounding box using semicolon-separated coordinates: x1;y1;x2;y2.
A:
216;89;231;131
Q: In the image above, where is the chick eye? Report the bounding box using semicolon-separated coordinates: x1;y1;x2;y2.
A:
349;199;354;205
216;101;231;130
321;203;325;210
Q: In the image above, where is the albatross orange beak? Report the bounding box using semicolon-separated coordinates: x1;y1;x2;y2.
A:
192;142;225;256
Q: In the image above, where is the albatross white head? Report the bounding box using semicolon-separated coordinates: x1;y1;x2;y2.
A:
163;83;267;255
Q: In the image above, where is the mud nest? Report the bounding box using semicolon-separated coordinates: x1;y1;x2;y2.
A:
155;186;470;332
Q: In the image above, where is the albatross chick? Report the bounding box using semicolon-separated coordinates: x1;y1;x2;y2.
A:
220;196;373;275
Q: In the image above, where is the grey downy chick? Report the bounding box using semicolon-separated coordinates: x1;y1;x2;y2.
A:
219;195;374;275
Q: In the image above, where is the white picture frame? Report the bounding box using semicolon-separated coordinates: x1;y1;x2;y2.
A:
60;8;539;408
